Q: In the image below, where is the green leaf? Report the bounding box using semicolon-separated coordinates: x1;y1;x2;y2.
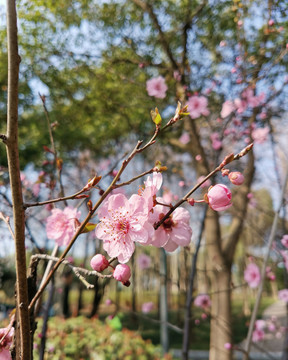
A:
81;222;96;233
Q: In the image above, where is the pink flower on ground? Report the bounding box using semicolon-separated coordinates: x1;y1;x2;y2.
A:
194;294;211;309
146;76;168;99
46;207;81;246
244;263;261;288
197;176;211;188
252;127;270;144
221;100;235;118
113;264;131;285
137;253;152;270
142;301;154;313
281;235;288;248
96;193;154;263
90;254;109;272
278;289;288;303
148;199;192;251
228;171;244;185
207;184;232;211
0;326;14;360
252;329;265;342
179;132;190;144
187;95;210;119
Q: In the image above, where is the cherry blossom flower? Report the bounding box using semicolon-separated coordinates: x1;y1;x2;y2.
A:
228;171;244;185
141;172;163;211
96;193;154;263
280;250;288;271
255;319;266;330
278;289;288;303
224;343;232;350
244;263;261;288
207;184;232;211
187;95;210;119
46;207;81;246
194;294;211;309
252;127;269;144
146;76;168;99
90;254;109;272
234;98;247;113
281;235;288;248
221;100;235;118
148;199;192;251
113;264;131;285
137;253;152;270
179;132;190;144
142;301;154;313
0;326;14;360
252;329;265;342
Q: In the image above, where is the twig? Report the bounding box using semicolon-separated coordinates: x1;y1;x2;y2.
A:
0;212;15;241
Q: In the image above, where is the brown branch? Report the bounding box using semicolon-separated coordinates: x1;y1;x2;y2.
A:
5;0;31;358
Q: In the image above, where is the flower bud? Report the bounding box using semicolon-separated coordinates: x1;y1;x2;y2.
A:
90;254;109;272
228;171;244;185
113;264;131;285
207;184;232;211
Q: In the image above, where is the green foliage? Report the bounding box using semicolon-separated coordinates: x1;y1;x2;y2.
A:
33;316;173;360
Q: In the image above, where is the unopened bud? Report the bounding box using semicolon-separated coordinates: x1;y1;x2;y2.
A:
87;200;93;211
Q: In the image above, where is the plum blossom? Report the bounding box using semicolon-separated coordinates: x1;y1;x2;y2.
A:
187;95;210;119
281;234;288;248
142;301;154;313
179;132;190;144
90;254;109;272
252;127;270;144
207;184;232;211
194;294;211;309
148;199;192;251
46;207;81;246
96;193;154;263
278;289;288;303
255;319;266;331
146;76;168;99
137;253;152;270
221;100;235;118
252;329;265;342
228;171;244;185
113;264;131;285
244;263;261;288
141;172;163;211
0;326;14;360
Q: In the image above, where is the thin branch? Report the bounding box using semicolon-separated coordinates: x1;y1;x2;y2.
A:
0;212;15;240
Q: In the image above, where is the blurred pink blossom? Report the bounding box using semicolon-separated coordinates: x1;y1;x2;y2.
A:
252;127;269;143
137;253;152;270
195;154;202;161
255;319;266;330
280;250;288;271
187;95;210;119
197;176;211;188
142;301;154;313
224;343;232;350
194;294;211;309
252;329;265;342
221;100;235;118
278;289;288;303
281;235;288;248
146;76;168;99
0;326;14;360
46;207;81;246
244;263;261;288
179;132;190;144
207;184;232;212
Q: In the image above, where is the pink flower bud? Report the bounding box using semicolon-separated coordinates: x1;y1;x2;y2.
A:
113;264;131;285
228;171;244;185
90;254;109;272
207;184;232;211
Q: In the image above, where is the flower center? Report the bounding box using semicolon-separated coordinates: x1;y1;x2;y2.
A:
116;219;130;235
159;213;175;232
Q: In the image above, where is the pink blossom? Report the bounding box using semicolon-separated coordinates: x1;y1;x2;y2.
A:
278;289;288;303
187;95;210;119
252;329;265;342
255;319;266;330
195;319;200;325
148;199;192;251
280;250;288;271
252;127;270;144
201;313;208;320
179;132;190;144
281;235;288;248
142;301;154;313
224;343;232;350
221;100;235;118
212;140;222;150
178;181;185;187
194;294;211;309
0;326;14;360
234;98;247;113
228;171;244;185
96;193;154;263
90;254;109;272
113;264;131;284
244;263;261;288
207;184;232;212
197;176;211;188
173;70;181;81
146;76;168;99
141;172;163;211
46;207;81;246
137;253;152;270
195;154;202;161
105;299;112;305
